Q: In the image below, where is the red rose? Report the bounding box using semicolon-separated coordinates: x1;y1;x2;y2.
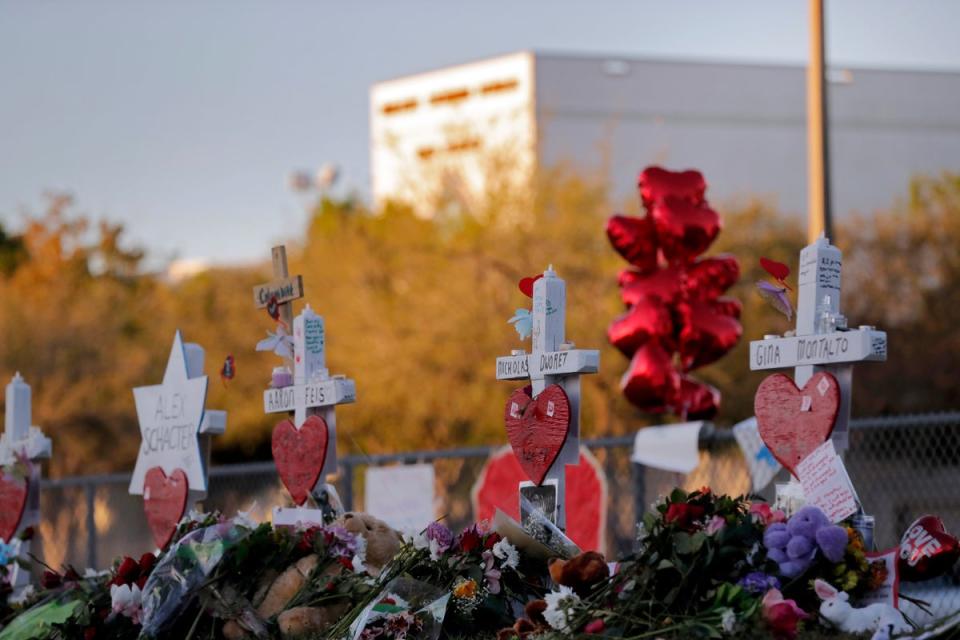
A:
458;528;482;553
665;503;705;532
484;532;502;550
762;589;808;639
64;567;82;583
138;552;157;576
115;557;139;584
40;570;62;589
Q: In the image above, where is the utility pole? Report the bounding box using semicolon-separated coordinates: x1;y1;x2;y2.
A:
807;0;833;242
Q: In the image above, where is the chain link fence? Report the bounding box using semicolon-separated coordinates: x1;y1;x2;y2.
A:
33;411;960;626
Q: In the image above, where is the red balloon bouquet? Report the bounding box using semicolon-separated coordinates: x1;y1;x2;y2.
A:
606;166;742;419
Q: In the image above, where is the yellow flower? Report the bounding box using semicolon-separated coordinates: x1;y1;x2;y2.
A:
454;579;478;599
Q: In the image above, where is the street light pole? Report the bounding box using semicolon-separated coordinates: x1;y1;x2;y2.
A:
807;0;833;242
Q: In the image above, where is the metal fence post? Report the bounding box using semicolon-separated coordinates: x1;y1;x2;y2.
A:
85;483;97;570
341;458;354;512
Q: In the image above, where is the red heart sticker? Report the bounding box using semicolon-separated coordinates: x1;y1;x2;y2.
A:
754;372;840;476
272;415;329;506
504;384;571;485
0;468;28;542
143;467;189;549
518;274;543;298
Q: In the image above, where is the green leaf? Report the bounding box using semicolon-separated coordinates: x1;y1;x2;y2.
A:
670;488;688;503
0;599;81;640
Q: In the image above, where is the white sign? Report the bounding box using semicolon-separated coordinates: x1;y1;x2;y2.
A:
796;439;858;523
364;464;436;531
130;332;222;495
631;422;704;473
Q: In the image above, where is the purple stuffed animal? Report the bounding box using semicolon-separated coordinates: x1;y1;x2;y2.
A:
763;506;849;577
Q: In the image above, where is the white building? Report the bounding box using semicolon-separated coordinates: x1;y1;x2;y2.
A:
370;51;960;216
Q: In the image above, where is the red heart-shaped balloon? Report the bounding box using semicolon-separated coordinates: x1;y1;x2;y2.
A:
620;342;680;412
504;385;571;485
677;301;743;371
638;166;706;209
709;296;743;319
272;415;330;506
620;266;685;308
606;215;659;274
607;297;674;357
651;196;720;265
518;274;543;298
899;515;960;581
673;375;720;420
754;372;841;476
143;467;189;549
685;254;740;301
0;467;28;542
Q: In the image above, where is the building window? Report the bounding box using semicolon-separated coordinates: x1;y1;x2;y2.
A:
430;88;470;106
382;99;418;115
480;79;519;95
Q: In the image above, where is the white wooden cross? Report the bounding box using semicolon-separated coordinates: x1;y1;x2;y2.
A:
0;373;51;592
129;332;227;502
495;266;599;530
256;246;356;526
749;234;887;453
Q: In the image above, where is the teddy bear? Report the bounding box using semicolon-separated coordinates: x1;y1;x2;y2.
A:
548;551;610;597
764;506;849;578
338;512;402;575
222;513;401;639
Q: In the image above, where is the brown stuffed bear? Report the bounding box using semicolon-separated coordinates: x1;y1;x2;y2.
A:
548;551;609;597
337;512;402;575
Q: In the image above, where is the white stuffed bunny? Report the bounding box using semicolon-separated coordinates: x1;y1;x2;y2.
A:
815;579;911;639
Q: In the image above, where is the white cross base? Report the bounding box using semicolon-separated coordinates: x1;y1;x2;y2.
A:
495;267;600;530
749;235;887;453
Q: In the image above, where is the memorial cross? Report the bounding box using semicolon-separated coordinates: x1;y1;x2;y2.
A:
748;235;887;453
0;373;51;592
253;245;305;330
495;266;599;530
256;246;356;526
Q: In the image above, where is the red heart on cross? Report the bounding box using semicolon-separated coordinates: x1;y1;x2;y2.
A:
272;415;329;506
0;467;28;542
143;467;189;549
504;384;571;485
518;274;543;298
754;372;841;476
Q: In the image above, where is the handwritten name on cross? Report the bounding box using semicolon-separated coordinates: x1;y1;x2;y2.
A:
749;235;887;452
253;245;304;329
495;266;599;530
1;373;51;592
130;332;227;501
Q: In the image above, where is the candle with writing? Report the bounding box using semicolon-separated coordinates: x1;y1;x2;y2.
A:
294;304;327;384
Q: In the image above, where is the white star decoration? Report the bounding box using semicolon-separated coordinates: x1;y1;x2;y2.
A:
128;331;209;495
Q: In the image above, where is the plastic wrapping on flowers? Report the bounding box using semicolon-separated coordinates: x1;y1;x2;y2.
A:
349;576;449;640
139;520;252;637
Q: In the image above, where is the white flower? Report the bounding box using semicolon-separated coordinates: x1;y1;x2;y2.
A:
543;585;580;632
179;508;207;526
233;507;258;529
110;583;143;624
720;607;737;634
492;539;519;570
402;529;429;551
352;534;368;574
9;584;34;606
83;568;110;579
428;538;443;561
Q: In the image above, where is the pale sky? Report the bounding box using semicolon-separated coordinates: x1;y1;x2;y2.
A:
1;1;958;266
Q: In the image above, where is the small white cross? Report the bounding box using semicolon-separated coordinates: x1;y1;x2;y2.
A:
1;373;51;592
263;304;356;482
495;266;600;530
749;235;887;452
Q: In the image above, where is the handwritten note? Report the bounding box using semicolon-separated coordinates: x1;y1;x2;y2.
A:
796;439;858;523
365;464;435;531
